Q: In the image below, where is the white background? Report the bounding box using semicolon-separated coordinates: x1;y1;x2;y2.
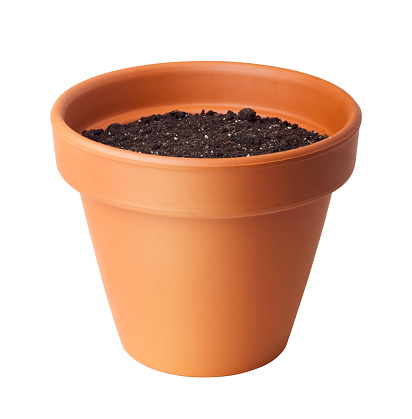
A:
1;1;411;418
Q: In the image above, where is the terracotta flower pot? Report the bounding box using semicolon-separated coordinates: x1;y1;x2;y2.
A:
51;62;361;377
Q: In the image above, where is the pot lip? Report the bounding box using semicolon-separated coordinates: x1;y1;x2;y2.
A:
51;61;361;169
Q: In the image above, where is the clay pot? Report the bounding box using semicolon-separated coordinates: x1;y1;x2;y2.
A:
51;62;361;377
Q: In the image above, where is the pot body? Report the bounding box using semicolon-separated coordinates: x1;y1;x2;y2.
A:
81;193;330;376
51;62;361;376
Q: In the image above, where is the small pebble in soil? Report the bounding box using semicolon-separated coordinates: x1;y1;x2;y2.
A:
82;108;328;158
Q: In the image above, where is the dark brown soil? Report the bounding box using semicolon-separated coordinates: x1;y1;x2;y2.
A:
82;108;328;158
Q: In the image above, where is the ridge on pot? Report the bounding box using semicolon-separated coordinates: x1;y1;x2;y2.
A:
51;62;361;377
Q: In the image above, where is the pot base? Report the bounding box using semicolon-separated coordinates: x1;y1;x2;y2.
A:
121;338;289;377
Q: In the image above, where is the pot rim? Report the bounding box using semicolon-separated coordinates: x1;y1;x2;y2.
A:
51;61;361;169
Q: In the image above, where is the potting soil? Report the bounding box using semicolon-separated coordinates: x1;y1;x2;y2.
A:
82;108;328;158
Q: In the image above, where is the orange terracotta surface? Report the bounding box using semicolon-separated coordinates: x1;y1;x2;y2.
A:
51;62;361;376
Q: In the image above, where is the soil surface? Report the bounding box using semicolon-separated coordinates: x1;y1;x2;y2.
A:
82;108;328;158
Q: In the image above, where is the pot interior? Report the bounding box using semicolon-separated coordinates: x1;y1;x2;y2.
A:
61;63;355;138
